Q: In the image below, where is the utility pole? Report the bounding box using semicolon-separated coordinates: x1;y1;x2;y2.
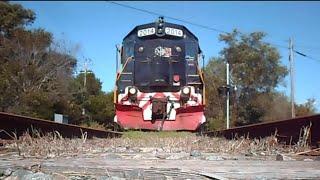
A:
289;38;295;118
81;58;92;116
226;61;230;129
218;61;233;129
82;60;88;116
83;60;88;90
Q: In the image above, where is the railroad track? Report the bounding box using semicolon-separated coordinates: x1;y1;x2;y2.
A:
0;112;122;139
204;114;320;147
1;111;320;147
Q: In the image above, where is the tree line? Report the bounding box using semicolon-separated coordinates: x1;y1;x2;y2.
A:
204;30;316;130
0;2;316;130
0;1;114;128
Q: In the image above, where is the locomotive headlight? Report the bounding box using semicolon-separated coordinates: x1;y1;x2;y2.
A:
129;87;137;95
128;87;138;102
138;46;144;52
182;87;190;95
181;86;190;102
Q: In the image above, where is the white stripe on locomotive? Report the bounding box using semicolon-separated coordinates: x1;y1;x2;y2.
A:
117;86;202;120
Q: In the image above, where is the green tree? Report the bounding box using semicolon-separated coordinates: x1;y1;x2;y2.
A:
205;29;288;128
69;72;114;126
0;2;114;127
258;92;291;122
76;72;102;96
0;1;35;36
85;92;115;125
295;98;316;117
219;30;287;92
0;2;77;119
203;58;226;130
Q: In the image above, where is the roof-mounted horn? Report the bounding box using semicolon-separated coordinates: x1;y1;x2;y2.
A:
158;16;164;23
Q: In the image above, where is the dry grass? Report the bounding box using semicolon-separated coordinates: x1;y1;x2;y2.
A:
2;130;311;159
118;131;310;155
79;121;106;131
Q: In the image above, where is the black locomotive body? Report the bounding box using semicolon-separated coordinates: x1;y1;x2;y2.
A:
114;17;206;131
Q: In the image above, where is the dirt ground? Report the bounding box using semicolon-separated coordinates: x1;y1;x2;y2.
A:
0;131;320;179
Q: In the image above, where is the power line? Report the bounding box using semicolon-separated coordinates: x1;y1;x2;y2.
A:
294;50;306;57
270;43;288;50
108;1;228;34
238;40;320;62
108;1;320;63
268;43;320;62
293;43;320;51
268;41;320;62
294;50;320;62
269;42;320;62
108;2;290;49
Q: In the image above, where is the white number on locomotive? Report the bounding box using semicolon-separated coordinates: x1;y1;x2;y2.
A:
165;27;183;37
137;28;156;37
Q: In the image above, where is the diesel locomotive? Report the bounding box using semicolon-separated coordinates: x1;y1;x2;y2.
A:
114;17;206;131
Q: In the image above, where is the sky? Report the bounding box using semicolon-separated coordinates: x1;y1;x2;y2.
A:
17;1;320;111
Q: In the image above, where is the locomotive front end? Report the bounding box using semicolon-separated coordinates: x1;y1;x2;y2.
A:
114;17;205;131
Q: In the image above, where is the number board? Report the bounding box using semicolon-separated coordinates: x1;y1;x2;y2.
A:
137;27;183;37
137;27;156;37
165;27;183;37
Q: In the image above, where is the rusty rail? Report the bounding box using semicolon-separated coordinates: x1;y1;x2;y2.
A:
204;114;320;147
0;112;122;139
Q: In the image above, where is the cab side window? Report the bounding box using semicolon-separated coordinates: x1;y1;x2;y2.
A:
121;40;134;64
185;42;198;61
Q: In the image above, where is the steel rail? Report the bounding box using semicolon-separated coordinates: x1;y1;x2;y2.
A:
0;112;122;139
204;114;320;147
